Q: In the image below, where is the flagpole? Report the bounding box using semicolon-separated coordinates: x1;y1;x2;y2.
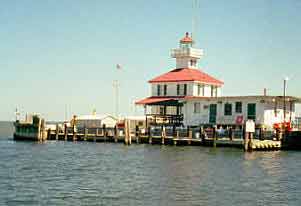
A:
113;80;119;117
114;64;122;118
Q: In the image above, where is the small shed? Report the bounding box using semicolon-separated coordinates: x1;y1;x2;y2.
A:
76;114;117;128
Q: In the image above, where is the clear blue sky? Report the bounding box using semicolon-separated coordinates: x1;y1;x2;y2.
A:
1;0;301;121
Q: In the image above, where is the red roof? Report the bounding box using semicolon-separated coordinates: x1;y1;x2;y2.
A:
135;96;184;105
148;68;224;85
180;32;193;43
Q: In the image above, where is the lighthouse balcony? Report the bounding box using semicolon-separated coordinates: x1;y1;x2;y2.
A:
171;48;203;58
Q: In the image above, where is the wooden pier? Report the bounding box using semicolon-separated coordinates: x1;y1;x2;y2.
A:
43;124;282;151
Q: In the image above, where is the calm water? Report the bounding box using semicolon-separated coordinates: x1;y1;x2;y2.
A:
0;122;301;205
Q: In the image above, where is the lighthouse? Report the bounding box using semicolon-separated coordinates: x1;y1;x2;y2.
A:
171;32;204;69
136;32;300;128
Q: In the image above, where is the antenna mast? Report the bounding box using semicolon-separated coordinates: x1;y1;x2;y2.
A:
192;0;200;46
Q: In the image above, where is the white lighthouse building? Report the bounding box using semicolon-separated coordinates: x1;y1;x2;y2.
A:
136;32;300;130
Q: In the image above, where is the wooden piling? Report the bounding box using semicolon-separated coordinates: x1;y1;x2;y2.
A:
188;128;192;145
161;125;166;145
213;126;217;147
84;128;88;141
72;126;77;141
135;125;139;144
114;125;118;143
55;124;59;140
64;124;67;141
244;131;249;151
249;132;253;151
200;126;205;144
229;127;233;141
47;128;51;140
148;126;152;144
103;124;106;142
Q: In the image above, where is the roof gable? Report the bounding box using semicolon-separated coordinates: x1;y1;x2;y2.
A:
148;68;223;85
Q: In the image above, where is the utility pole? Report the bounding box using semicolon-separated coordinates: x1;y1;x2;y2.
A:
283;77;289;123
113;80;119;118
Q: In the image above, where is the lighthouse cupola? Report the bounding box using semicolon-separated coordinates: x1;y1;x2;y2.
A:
171;32;204;69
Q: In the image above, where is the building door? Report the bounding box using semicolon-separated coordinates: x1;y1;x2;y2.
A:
209;104;217;124
247;103;256;121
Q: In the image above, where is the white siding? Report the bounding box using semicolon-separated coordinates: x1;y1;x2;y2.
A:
183;98;297;129
183;99;265;126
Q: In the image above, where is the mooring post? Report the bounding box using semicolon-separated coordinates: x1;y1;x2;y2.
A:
148;126;152;144
249;132;253;151
128;121;132;145
244;131;249;151
103;124;106;142
259;127;262;140
187;126;190;138
84;128;88;141
200;126;205;144
172;125;176;138
64;124;67;141
136;125;139;144
73;125;77;141
188;128;192;145
161;125;166;145
174;130;179;146
95;128;99;137
55;124;59;140
213;126;217;147
114;125;118;143
47;128;51;140
229;127;233;141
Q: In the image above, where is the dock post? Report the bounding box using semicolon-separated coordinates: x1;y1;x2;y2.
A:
136;125;139;144
47;128;51;140
188;128;192;145
244;131;249;151
124;120;130;145
103;124;106;142
259;127;264;140
172;125;176;138
55;124;59;140
161;125;166;145
64;124;67;141
187;126;190;138
229;127;233;141
200;126;205;144
96;128;99;137
73;125;77;141
84;128;88;141
249;132;253;151
173;130;179;146
148;126;152;144
114;125;118;143
213;126;217;147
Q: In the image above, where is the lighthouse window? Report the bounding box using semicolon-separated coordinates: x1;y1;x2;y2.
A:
235;102;242;113
163;85;167;96
198;84;205;96
224;103;232;116
157;85;161;96
190;59;196;67
177;84;180;95
183;84;187;96
211;86;217;97
194;102;201;113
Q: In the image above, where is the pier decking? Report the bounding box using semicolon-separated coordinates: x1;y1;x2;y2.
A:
43;125;281;151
